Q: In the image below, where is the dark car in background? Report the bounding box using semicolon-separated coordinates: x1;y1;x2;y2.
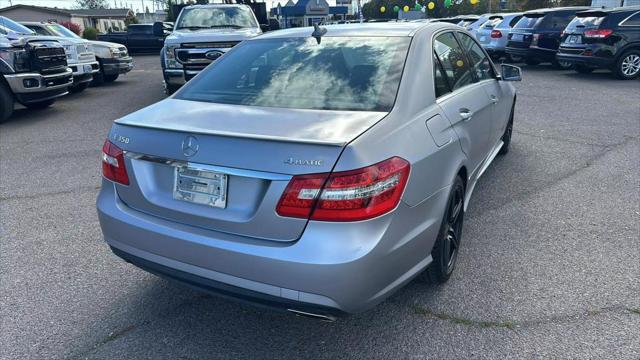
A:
506;7;590;69
557;7;640;79
97;23;167;53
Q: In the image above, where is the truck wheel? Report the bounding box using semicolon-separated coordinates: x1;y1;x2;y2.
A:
614;49;640;80
69;82;89;93
92;70;105;86
104;74;119;82
23;99;55;109
0;84;15;123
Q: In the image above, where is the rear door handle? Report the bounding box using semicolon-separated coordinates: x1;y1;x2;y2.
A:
459;108;473;121
490;95;499;104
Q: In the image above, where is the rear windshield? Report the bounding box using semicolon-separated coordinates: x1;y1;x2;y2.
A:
496;15;522;29
177;37;410;112
482;17;504;29
514;15;542;29
565;15;605;31
537;11;578;30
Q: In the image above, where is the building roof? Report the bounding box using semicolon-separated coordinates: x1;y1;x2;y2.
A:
0;4;132;18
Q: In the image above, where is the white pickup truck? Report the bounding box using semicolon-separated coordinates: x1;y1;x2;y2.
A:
160;4;263;94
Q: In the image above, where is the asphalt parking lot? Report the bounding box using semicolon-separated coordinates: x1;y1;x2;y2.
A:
1;55;639;359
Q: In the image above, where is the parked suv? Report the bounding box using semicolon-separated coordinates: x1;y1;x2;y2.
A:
0;17;73;122
557;7;640;79
476;13;523;60
161;4;262;94
506;7;590;68
23;22;134;84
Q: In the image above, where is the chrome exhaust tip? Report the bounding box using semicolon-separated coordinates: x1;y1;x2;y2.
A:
287;309;336;322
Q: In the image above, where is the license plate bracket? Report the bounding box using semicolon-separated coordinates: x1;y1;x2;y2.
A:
512;34;524;41
173;166;228;208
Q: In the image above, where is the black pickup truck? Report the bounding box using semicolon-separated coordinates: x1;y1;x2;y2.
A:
97;23;168;53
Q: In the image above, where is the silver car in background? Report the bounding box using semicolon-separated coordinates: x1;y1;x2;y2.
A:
462;14;491;36
97;23;521;318
476;13;524;60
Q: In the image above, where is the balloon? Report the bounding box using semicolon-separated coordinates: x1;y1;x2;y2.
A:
428;1;435;9
393;5;400;12
403;5;410;12
456;60;464;67
470;0;478;4
380;6;386;12
444;0;451;7
414;3;422;10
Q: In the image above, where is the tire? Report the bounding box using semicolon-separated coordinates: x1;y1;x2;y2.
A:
92;69;105;86
525;58;540;66
104;74;119;82
164;83;180;95
420;176;465;284
552;59;573;70
574;64;595;74
498;103;514;156
0;83;15;123
69;82;89;93
22;99;55;109
613;49;640;80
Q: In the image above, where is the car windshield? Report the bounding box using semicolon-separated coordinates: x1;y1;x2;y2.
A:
45;24;81;38
514;15;542;29
176;7;258;29
0;16;35;35
177;37;410;112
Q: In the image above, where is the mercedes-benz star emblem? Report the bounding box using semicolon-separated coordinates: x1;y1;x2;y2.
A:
182;135;199;157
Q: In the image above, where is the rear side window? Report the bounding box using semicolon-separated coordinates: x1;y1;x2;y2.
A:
538;12;577;30
456;32;495;81
28;26;50;36
433;54;451;98
433;32;475;91
622;12;640;26
514;15;542;29
128;26;152;34
496;16;521;29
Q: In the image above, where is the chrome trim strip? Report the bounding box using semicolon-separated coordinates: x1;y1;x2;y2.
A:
125;152;292;181
619;10;640;27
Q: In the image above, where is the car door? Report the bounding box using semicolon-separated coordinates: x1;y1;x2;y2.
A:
433;31;494;177
455;31;510;149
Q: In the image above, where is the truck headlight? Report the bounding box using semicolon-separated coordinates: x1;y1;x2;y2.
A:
109;47;120;58
165;45;182;69
0;49;30;72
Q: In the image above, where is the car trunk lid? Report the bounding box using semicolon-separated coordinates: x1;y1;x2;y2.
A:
108;99;387;242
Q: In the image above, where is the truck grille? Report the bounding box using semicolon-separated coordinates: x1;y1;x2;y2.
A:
176;41;241;73
28;42;68;75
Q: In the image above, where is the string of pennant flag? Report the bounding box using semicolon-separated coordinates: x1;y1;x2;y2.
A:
379;0;478;13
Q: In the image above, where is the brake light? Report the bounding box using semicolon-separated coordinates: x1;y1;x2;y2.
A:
584;29;613;38
531;33;541;45
101;140;129;185
276;157;410;222
491;30;502;38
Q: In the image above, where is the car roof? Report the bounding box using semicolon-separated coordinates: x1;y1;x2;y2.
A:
256;22;453;39
577;6;640;15
182;4;250;8
524;6;591;15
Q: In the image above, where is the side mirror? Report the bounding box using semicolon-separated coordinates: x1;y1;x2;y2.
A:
260;24;269;32
152;22;165;37
500;64;522;81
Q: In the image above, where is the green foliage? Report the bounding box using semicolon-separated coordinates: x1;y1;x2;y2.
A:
83;27;99;40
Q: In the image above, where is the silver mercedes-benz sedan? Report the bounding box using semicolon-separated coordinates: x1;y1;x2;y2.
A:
97;22;521;319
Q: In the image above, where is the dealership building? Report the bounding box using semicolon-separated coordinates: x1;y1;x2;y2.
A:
272;0;349;28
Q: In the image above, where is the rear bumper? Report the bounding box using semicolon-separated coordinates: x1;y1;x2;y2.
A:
506;46;556;62
97;180;447;314
102;57;134;75
556;52;613;68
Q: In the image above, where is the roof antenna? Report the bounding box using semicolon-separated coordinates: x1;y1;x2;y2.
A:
311;23;327;44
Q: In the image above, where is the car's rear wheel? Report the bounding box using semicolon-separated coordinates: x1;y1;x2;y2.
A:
508;55;523;63
574;64;595;74
614;49;640;80
420;176;465;284
498;103;515;156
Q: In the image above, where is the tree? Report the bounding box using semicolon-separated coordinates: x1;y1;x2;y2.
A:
59;21;82;35
75;0;109;9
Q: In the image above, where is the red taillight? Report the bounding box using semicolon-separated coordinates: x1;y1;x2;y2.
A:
584;29;613;38
276;157;410;222
490;30;502;38
101;140;129;185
